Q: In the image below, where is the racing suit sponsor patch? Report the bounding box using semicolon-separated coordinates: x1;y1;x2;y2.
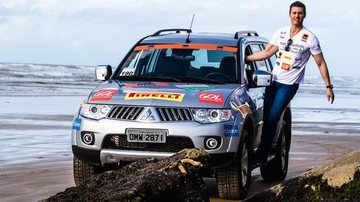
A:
301;34;309;42
281;63;291;70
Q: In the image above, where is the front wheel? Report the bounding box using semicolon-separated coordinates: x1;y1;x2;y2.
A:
73;156;103;186
260;120;289;182
216;130;251;200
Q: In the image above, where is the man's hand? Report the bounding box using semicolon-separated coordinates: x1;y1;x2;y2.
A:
327;88;334;104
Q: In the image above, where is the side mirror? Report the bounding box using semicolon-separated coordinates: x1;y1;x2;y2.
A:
95;65;112;81
252;70;273;87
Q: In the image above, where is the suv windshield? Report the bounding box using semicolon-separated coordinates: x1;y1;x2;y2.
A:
115;44;238;83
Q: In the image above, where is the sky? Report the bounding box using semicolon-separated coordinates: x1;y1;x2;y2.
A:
0;0;359;77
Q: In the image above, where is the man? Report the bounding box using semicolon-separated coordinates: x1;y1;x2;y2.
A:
245;1;335;165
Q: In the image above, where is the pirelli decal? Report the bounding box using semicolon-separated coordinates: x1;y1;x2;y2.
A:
125;92;185;102
134;44;238;52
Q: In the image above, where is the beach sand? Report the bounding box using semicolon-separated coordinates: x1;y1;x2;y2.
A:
0;121;359;202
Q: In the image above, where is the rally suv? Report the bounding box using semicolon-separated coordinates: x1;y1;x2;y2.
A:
71;29;292;200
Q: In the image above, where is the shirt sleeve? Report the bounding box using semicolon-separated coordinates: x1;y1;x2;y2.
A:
269;28;282;46
310;35;322;55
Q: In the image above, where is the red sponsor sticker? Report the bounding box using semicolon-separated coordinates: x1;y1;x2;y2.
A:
90;89;118;101
198;92;224;105
281;63;291;70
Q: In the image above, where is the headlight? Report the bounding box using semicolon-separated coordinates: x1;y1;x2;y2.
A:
80;104;112;120
191;109;232;123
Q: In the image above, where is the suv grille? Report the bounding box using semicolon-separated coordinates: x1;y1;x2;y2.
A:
107;106;193;122
103;135;195;152
107;106;144;120
156;108;193;121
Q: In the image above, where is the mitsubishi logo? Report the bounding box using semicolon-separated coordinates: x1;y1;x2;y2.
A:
140;108;156;121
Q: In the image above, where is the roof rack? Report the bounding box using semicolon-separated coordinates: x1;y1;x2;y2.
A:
234;31;259;39
152;29;192;36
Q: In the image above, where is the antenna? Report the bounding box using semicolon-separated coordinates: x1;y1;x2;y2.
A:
185;14;195;43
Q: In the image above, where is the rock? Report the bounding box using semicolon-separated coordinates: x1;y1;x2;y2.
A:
42;148;210;202
245;150;360;202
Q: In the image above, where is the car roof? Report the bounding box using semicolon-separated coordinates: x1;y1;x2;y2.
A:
141;32;243;47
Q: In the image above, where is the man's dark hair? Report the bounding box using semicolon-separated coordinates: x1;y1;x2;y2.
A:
289;1;306;15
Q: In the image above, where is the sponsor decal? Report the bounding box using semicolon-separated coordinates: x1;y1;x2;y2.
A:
124;92;184;102
125;82;168;88
119;67;135;76
176;84;215;91
281;63;291;70
301;34;309;42
90;88;118;101
72;118;81;131
295;57;302;62
276;61;281;66
198;92;224;105
278;52;283;59
280;31;287;35
224;125;239;137
183;86;215;91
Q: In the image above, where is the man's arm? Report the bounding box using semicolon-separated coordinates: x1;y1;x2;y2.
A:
245;44;279;62
313;53;335;104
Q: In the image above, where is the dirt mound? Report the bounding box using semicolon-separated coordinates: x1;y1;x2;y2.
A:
246;150;360;202
42;148;210;202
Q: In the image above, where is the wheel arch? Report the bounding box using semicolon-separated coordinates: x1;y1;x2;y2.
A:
236;116;255;160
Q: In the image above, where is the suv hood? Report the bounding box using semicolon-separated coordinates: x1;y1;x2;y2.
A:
87;81;237;108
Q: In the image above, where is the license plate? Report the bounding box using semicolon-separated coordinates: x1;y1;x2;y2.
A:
126;128;167;143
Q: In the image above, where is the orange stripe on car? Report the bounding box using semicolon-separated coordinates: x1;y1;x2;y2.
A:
134;44;238;52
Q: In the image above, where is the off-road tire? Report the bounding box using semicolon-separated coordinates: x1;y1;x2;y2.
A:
260;120;289;182
216;129;251;200
73;156;102;186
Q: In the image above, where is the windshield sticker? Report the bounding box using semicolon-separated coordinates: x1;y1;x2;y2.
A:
120;67;135;76
198;92;224;105
90;88;118;101
72;118;81;131
125;92;184;102
224;125;239;137
135;44;238;52
125;82;168;88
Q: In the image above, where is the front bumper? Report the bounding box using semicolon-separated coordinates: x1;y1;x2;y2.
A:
72;116;243;167
73;145;236;168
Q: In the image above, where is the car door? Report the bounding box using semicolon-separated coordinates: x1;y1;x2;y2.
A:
245;43;272;148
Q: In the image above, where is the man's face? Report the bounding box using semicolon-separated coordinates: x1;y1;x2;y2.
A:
289;6;305;26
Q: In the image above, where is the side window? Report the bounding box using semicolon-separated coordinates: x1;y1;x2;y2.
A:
244;46;256;86
260;43;276;71
249;44;268;71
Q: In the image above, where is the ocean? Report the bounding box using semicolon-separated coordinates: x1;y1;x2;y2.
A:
0;62;359;165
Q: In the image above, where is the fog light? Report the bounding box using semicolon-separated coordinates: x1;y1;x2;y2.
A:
81;132;95;145
204;137;221;150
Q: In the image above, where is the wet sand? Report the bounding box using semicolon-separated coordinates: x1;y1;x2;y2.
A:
0;122;359;202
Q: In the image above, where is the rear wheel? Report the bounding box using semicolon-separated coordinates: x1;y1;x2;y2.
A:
216;129;251;200
73;156;103;186
260;120;289;182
